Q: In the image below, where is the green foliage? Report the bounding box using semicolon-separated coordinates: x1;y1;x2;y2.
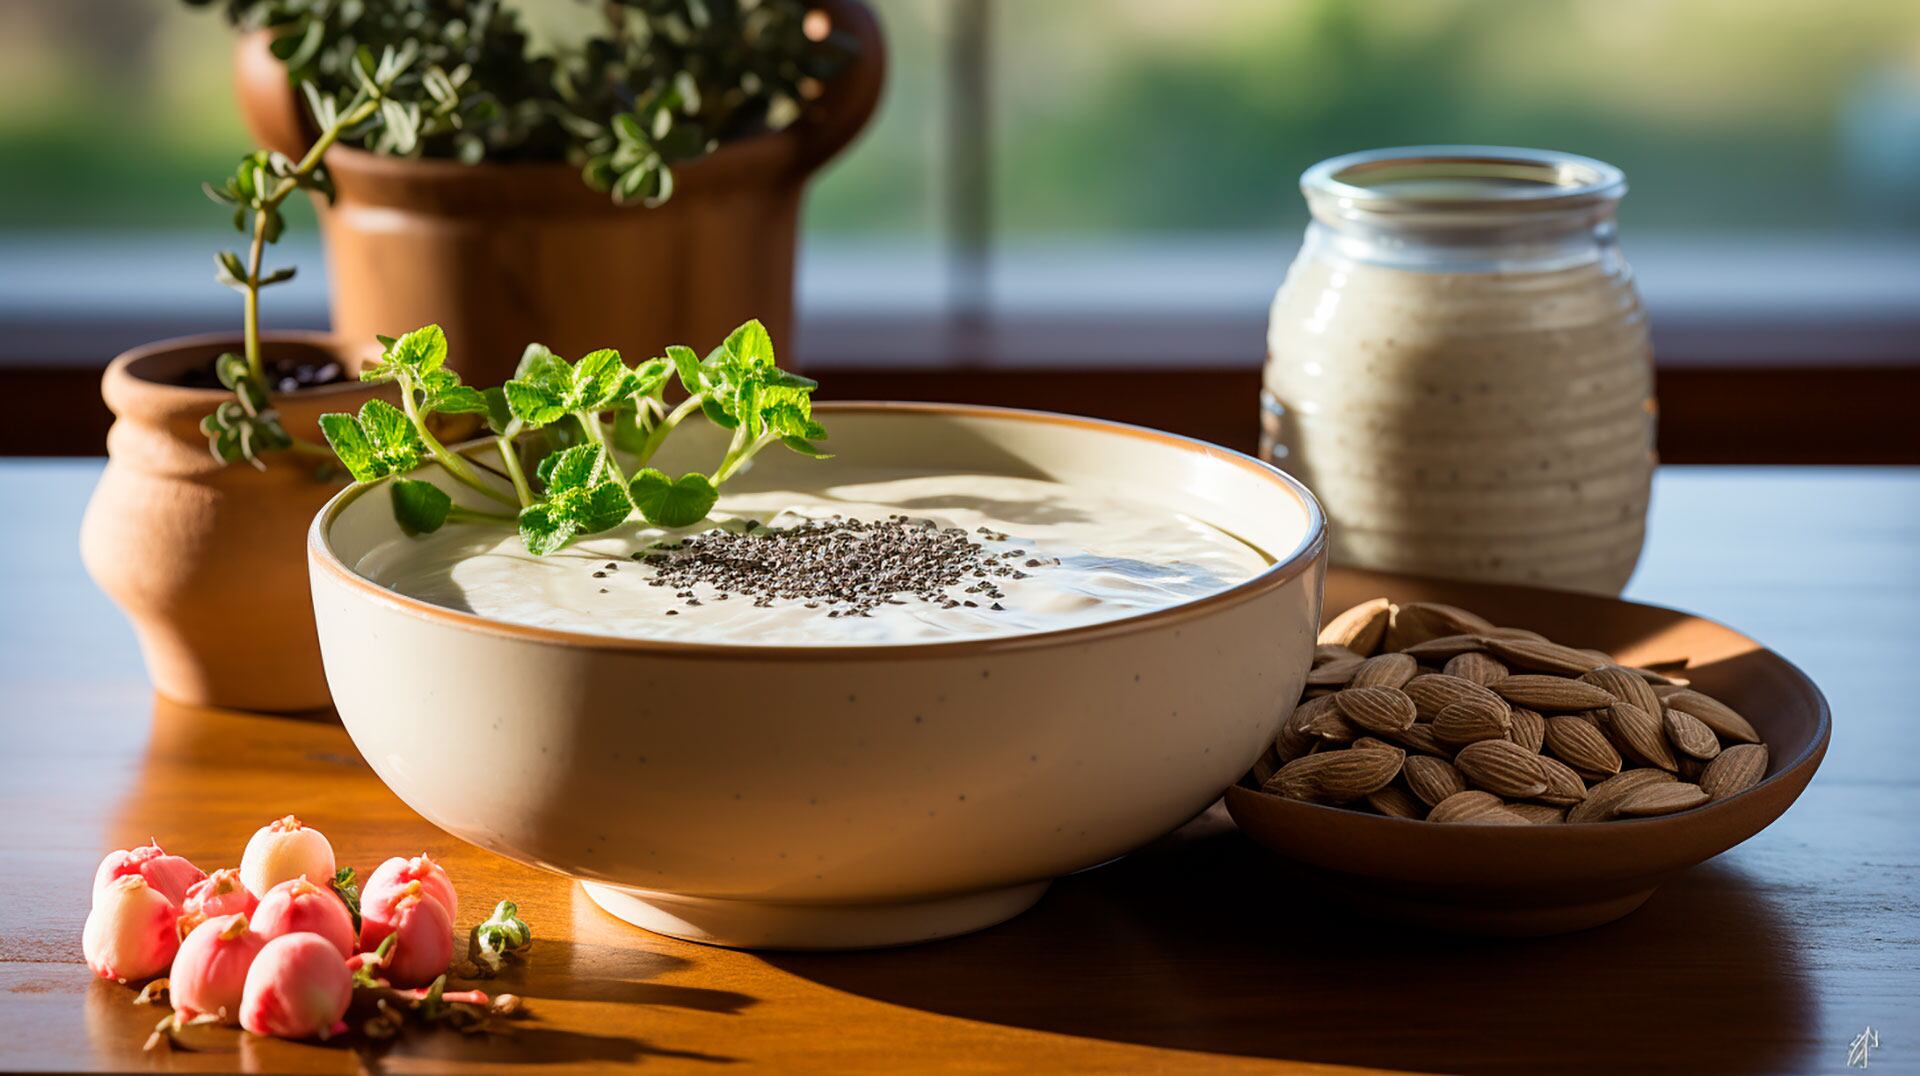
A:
467;900;532;977
517;445;632;555
390;478;454;536
321;318;827;555
330;866;362;933
184;0;854;206
628;468;719;528
319;398;425;483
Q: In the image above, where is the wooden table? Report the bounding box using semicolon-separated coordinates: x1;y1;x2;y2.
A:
3;463;1916;1074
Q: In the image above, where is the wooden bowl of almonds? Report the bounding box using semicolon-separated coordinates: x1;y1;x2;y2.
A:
1224;567;1830;936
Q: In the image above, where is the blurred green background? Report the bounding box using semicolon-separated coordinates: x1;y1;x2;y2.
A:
3;0;1916;239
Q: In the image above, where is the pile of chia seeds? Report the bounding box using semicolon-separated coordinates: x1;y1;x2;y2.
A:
622;514;1056;617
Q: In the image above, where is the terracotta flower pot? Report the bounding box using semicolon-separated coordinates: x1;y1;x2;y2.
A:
79;334;386;712
232;1;886;383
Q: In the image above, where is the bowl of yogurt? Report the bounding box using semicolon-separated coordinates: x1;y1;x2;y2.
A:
309;402;1327;949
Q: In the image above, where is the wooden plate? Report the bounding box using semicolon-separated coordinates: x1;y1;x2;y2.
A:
1225;567;1831;937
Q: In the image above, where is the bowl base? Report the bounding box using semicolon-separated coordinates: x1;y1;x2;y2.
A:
1327;881;1658;937
580;880;1051;950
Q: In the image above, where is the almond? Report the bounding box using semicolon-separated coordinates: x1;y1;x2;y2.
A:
1431;697;1513;747
1615;782;1710;817
1605;702;1680;772
1349;652;1419;690
1455;739;1550;798
1505;802;1569;825
1318;597;1392;656
1482;626;1549;643
1314;643;1362;666
1567;768;1675;823
1427;790;1527;825
1263;747;1404;804
1442;651;1509;686
1543;715;1622;779
1700;743;1769;801
1492;675;1617;712
1579;664;1663;718
1276;696;1335;761
1398;634;1491;662
1386;602;1496;651
1663;707;1722;761
1389;723;1448;757
1300;705;1360;744
1366;785;1425;820
1532;754;1590;806
1402;755;1467;808
1508;706;1546;753
1404;673;1506;720
1484;636;1607;676
1305;656;1363;688
1335;686;1418;735
1663;689;1762;745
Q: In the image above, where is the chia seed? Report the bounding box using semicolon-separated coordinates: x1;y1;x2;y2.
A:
633;515;1041;618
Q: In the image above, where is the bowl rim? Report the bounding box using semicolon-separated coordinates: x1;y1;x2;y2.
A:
1227;580;1832;831
308;400;1330;660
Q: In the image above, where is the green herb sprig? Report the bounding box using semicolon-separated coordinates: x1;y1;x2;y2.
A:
200;43;415;470
319;318;827;554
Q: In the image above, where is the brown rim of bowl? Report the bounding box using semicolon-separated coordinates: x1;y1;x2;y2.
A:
109;331;378;402
308;401;1330;661
1232;596;1831;828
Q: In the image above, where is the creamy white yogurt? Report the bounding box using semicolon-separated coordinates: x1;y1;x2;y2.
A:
356;470;1270;646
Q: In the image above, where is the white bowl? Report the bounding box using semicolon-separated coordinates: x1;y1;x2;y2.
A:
309;403;1327;948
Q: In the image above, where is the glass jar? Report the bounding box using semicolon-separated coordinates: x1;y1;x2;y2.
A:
1262;146;1656;594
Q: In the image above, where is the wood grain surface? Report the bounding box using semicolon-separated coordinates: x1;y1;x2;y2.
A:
1;462;1915;1074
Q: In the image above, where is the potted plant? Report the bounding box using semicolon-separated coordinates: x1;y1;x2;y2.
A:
78;49;424;713
196;0;884;383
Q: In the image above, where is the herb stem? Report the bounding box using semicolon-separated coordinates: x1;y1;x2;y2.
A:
286;437;336;458
446;504;519;525
496;435;534;507
400;381;519;508
711;430;774;485
635;393;704;466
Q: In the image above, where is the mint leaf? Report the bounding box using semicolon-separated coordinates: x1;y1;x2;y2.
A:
780;435;833;459
319;413;379;482
518;503;575;556
667;345;703;394
629;468;719;527
431;384;490;416
611;404;649;453
570;348;627;410
387;323;448;375
481;386;512;435
331;867;362;933
504;380;567;428
543;444;603;492
515;343;570;386
578;482;635;533
390;478;453;535
624;358;672;399
700;394;739;429
723;319;775;369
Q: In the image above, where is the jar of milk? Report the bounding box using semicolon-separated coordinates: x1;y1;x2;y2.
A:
1262;146;1655;594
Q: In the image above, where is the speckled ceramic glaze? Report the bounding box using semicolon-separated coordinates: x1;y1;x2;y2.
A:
310;404;1327;949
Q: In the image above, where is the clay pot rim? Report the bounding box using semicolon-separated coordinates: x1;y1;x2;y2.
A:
107;331;376;404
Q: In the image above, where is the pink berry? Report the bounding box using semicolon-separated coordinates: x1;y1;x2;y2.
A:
170;914;265;1025
362;855;458;929
239;816;336;899
363;887;453;988
239;933;352;1040
179;868;258;938
253;878;355;960
82;875;180;983
93;842;206;909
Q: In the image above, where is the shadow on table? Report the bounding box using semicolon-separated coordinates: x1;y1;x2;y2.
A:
768;805;1818;1074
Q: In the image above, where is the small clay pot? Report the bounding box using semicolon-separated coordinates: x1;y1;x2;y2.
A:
231;0;886;382
79;334;387;712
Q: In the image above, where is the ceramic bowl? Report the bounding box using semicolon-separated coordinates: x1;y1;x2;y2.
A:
1226;567;1830;937
310;403;1328;949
